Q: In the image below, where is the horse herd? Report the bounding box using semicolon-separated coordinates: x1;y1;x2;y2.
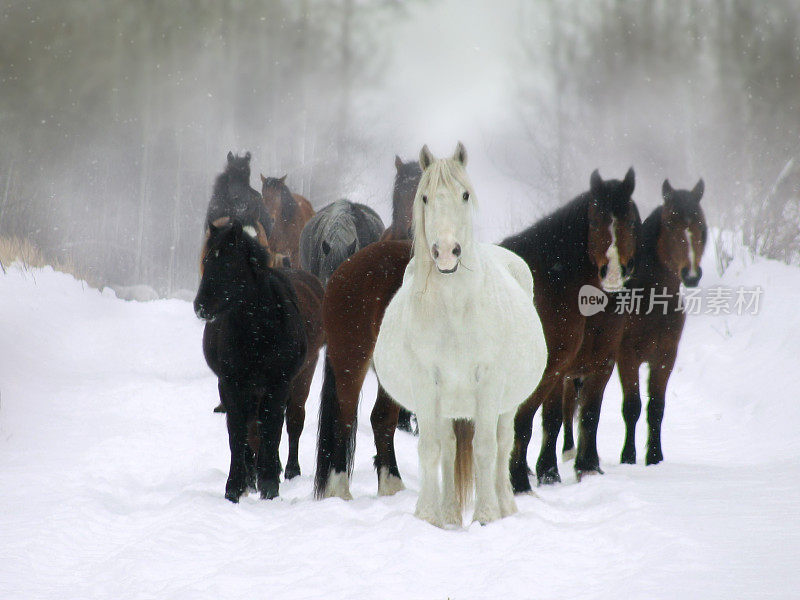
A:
193;144;707;527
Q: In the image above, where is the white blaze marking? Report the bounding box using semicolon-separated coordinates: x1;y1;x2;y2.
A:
685;228;697;277
603;217;624;291
243;225;258;239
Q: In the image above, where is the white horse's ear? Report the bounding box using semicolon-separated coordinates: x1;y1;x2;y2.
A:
452;141;467;166
420;145;436;170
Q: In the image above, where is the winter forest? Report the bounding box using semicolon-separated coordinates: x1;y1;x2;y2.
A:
2;0;799;292
3;2;800;599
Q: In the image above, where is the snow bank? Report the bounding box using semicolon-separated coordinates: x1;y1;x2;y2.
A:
1;250;798;599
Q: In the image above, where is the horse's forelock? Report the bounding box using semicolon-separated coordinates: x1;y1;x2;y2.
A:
611;194;632;219
226;155;251;178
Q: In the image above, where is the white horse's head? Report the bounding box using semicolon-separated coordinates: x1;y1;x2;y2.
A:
412;141;475;275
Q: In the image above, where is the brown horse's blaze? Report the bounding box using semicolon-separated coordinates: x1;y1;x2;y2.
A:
657;179;706;287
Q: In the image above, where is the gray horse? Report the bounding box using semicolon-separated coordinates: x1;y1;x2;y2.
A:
299;199;385;287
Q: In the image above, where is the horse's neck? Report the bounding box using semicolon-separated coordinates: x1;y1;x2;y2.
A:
391;200;411;236
638;238;680;293
235;272;281;323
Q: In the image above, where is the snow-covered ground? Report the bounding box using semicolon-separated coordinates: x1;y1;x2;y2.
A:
1;244;798;600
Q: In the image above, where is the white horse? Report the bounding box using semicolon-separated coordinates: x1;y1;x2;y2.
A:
373;142;547;527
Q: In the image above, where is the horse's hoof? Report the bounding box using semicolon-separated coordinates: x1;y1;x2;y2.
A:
415;509;444;529
537;467;561;486
284;464;301;480
323;471;353;500
471;506;501;526
499;498;518;518
441;507;463;527
213;403;226;414
645;451;663;466
511;466;533;494
562;447;577;462
575;467;604;482
258;478;280;500
225;481;246;503
377;468;405;496
620;449;636;464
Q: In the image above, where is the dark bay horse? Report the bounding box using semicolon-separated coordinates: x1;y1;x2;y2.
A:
206;152;271;247
500;168;641;491
280;267;325;479
610;179;706;465
379;155;422;433
195;218;307;502
299;199;385;287
260;174;315;266
202;153;272;281
380;156;422;242
314;240;412;500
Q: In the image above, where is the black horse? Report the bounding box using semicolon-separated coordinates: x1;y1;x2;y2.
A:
195;218;307;502
206;151;272;237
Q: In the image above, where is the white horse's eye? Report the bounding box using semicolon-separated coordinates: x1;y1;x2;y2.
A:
462;191;470;201
422;195;428;204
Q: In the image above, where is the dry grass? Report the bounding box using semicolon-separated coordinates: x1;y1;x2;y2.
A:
0;235;98;287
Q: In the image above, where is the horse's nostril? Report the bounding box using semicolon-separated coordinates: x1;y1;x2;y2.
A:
453;243;461;258
432;244;440;259
600;265;608;279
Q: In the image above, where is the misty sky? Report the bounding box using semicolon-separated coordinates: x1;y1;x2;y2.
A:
2;0;798;289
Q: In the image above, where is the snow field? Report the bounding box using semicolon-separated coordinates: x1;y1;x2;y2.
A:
1;245;798;599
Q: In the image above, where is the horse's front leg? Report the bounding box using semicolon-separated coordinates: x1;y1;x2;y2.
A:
472;406;502;525
575;366;614;479
371;385;405;496
645;354;676;465
414;413;443;528
220;380;249;503
496;410;518;518
439;418;461;527
257;382;290;499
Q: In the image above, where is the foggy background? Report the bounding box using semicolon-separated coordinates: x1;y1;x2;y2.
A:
1;0;799;294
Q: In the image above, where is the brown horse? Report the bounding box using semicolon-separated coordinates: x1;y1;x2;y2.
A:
280;267;325;479
260;174;315;266
379;156;422;242
378;155;422;433
314;240;412;500
500;168;641;491
607;179;706;466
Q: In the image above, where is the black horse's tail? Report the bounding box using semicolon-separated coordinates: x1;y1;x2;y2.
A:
314;357;357;499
